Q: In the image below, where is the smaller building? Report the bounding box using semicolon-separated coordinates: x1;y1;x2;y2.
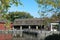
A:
0;19;13;30
50;21;60;31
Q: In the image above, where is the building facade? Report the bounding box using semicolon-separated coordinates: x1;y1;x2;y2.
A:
50;21;60;31
0;19;13;30
13;18;45;30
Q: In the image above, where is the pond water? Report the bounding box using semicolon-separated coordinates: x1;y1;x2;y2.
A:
0;33;41;40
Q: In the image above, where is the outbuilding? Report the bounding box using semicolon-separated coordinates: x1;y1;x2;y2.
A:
0;19;13;30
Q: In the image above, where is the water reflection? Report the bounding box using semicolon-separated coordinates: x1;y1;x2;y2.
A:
0;32;39;40
0;34;12;40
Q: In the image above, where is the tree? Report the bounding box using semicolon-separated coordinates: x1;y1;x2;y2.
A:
45;34;60;40
0;0;22;13
35;0;60;29
35;0;60;8
6;12;33;22
0;0;23;30
0;0;23;20
51;12;60;21
57;12;60;19
0;0;23;23
35;0;60;15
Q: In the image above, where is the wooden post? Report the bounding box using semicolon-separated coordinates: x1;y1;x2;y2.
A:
36;26;38;29
20;26;22;37
51;23;53;31
29;26;31;29
20;26;22;30
13;27;14;30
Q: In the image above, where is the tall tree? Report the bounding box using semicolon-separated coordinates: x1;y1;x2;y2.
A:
0;0;23;20
51;12;60;21
0;0;22;13
35;0;60;27
35;0;60;7
6;12;33;22
57;13;60;19
35;0;60;15
0;0;23;30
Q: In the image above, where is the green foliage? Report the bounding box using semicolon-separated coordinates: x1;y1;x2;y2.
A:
0;0;22;13
6;12;33;22
50;12;60;22
35;0;60;26
35;0;60;8
0;0;23;22
57;13;60;18
45;34;60;40
35;0;60;17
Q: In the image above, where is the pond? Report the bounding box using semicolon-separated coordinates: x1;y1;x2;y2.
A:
0;33;40;40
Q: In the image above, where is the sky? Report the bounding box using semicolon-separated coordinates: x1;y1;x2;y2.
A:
8;0;54;18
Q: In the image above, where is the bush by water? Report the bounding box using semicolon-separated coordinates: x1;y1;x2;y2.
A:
45;34;60;40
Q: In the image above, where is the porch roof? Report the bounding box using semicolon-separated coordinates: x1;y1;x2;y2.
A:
13;18;44;25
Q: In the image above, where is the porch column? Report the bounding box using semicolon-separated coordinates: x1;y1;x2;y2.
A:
13;27;14;30
13;26;16;37
51;23;53;31
36;26;38;29
20;26;22;37
28;26;31;29
20;26;22;30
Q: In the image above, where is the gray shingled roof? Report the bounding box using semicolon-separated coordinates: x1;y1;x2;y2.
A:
13;18;44;25
0;19;8;23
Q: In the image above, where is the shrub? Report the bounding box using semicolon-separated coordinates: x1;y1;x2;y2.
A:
44;34;60;40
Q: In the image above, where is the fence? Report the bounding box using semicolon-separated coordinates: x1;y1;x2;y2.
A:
0;30;60;40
